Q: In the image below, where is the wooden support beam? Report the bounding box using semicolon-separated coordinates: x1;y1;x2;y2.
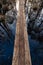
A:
12;0;32;65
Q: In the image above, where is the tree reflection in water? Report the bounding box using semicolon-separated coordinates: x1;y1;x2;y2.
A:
25;0;43;65
0;1;17;64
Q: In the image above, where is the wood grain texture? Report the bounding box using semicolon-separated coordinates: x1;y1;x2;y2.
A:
12;0;32;65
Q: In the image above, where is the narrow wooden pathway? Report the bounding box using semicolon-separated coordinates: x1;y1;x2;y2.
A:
12;0;32;65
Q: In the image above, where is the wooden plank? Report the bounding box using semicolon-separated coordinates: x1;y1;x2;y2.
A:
12;0;32;65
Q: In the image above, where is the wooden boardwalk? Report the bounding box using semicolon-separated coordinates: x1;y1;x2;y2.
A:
12;0;32;65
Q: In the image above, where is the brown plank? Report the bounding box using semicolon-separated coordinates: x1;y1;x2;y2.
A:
12;0;32;65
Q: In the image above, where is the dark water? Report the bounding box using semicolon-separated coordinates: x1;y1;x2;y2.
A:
28;35;43;65
0;20;16;65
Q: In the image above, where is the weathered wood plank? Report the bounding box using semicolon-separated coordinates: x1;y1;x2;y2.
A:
12;0;32;65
